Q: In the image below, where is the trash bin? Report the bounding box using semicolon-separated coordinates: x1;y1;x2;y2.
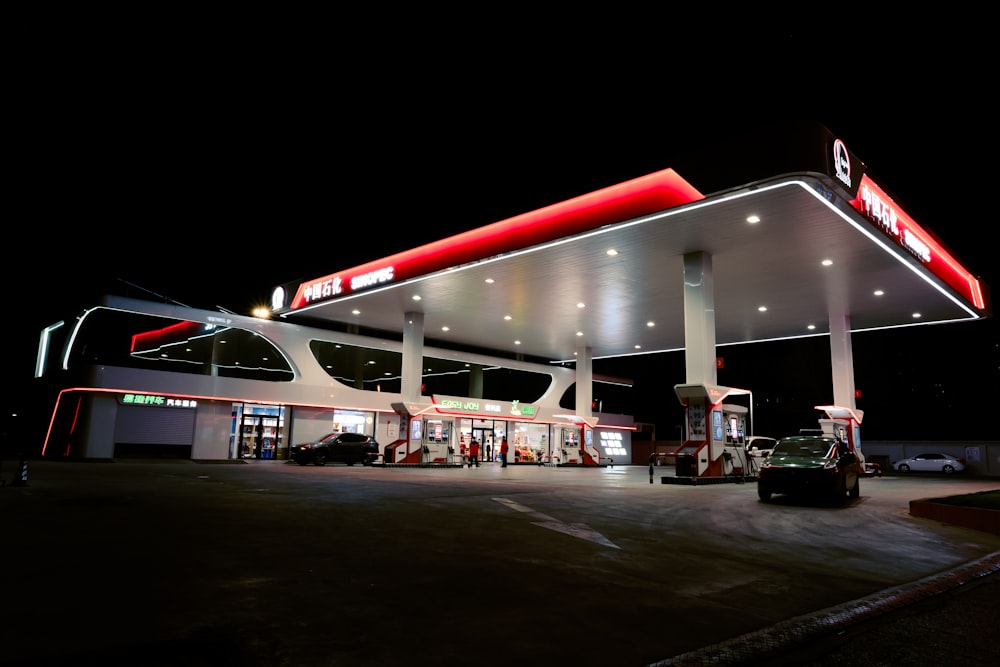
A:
676;454;696;477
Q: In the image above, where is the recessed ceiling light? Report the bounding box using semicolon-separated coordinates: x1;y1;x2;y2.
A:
514;340;521;345
874;289;884;296
504;315;512;321
807;324;816;330
758;306;768;312
577;302;585;309
747;215;760;223
352;309;361;315
412;295;421;301
821;259;833;266
485;278;495;284
441;326;450;332
606;249;618;256
912;312;922;319
576;331;583;336
634;344;641;349
646;321;655;327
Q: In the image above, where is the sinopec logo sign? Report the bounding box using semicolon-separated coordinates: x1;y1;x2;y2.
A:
833;139;852;188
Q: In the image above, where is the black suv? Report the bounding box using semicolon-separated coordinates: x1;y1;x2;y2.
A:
290;432;380;466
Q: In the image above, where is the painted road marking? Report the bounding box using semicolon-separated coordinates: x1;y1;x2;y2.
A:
493;497;619;549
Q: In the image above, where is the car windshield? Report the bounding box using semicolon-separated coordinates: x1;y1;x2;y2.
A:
772;438;834;457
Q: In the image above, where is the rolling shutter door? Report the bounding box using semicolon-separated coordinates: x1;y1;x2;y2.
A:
114;405;196;445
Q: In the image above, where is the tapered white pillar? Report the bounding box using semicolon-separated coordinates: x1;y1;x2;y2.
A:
401;311;425;402
683;252;718;387
828;311;857;410
576;343;593;420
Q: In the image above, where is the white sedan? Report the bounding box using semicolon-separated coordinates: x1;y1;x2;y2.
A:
891;453;965;474
745;436;777;459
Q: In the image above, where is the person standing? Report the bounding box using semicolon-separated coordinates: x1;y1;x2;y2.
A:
254;420;264;459
500;438;509;467
469;438;480;468
485;441;493;462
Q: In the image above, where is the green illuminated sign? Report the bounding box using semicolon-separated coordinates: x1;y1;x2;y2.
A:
121;394;197;408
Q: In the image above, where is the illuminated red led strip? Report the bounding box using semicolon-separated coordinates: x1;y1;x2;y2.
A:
131;320;205;353
850;175;985;309
289;168;704;310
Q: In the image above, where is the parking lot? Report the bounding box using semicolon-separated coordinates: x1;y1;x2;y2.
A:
3;460;999;666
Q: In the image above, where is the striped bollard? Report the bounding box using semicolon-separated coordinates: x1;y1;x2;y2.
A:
10;460;29;487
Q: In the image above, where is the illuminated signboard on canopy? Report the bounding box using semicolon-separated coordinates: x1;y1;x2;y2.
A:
284;169;704;311
849;174;985;310
431;396;539;420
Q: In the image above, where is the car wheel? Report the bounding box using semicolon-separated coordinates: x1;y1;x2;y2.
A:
897;464;910;472
834;475;847;503
293;456;309;466
942;465;955;474
757;485;772;501
313;452;327;466
850;476;860;498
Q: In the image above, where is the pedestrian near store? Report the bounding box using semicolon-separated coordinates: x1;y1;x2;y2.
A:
500;438;509;467
485;442;492;462
469;439;480;467
460;441;467;466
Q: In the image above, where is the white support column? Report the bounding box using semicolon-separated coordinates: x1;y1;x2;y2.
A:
468;364;484;399
575;343;593;420
828;311;857;410
401;311;425;403
683;252;718;387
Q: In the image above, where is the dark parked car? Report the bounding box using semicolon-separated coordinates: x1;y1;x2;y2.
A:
756;435;861;503
862;461;883;477
290;432;380;466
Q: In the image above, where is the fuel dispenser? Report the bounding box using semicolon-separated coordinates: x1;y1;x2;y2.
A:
814;404;866;469
673;384;753;478
557;427;582;464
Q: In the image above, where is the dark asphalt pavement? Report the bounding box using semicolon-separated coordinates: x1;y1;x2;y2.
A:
2;458;998;666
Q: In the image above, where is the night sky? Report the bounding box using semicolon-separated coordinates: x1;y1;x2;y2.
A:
9;29;997;444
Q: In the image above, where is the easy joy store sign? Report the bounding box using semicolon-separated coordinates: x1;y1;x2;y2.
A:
434;396;538;419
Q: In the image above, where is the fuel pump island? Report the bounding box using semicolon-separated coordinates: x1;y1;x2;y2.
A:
661;384;867;485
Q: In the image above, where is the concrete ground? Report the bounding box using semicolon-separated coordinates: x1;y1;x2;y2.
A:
2;458;998;666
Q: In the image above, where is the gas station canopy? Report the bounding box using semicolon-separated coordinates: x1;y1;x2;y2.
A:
271;122;990;366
